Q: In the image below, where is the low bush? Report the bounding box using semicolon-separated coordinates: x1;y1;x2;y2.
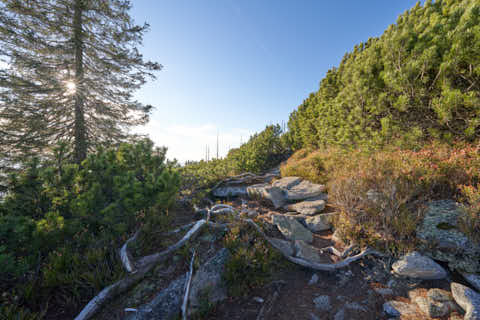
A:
281;142;480;255
0;139;180;318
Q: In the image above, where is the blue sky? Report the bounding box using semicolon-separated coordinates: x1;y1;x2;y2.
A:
131;0;421;162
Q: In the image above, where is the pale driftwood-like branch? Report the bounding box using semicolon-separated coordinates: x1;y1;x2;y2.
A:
120;230;139;273
319;243;358;259
244;219;383;272
210;204;235;211
75;220;207;320
182;250;196;320
136;220;206;269
164;222;197;236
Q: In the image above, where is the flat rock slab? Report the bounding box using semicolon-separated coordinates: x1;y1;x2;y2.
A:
417;200;480;273
294;240;323;263
126;274;186;320
272;215;313;243
304;213;336;232
451;282;480;320
213;186;247;197
392;251;447;280
247;183;286;209
285;180;326;201
268;237;295;256
285;198;326;216
272;176;302;189
188;248;230;314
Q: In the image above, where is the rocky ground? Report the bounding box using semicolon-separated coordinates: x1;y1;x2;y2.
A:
87;172;480;320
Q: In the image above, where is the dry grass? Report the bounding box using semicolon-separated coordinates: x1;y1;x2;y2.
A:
282;141;480;255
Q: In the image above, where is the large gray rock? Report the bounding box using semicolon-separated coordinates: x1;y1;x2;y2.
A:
414;295;456;318
188;248;231;314
294;240;322;263
285;198;326;216
212;186;247;197
417;200;480;273
462;273;480;292
125;274;186;320
451;282;480;320
392;251;447;280
304;213;336;232
285;180;326;201
247;183;286;209
267;237;295;256
272;215;313;243
272;176;302;189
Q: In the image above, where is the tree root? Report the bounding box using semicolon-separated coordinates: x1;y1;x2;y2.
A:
119;230;139;273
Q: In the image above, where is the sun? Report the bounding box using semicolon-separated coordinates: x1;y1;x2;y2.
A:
65;80;76;94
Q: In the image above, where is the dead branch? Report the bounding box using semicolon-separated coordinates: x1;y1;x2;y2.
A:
120;230;139;273
182;250;196;320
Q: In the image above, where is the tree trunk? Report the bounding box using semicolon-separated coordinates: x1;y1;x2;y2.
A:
73;0;87;163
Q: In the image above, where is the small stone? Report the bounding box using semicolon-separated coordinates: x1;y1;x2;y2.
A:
253;297;264;303
313;295;331;311
383;301;417;317
333;308;345;320
392;251;447;280
310;313;321;320
374;287;394;296
247;209;259;218
308;273;319;285
427;288;453;302
451;282;480;320
345;301;367;312
462;273;480;292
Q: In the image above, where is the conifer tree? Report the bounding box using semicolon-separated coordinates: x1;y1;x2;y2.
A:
0;0;161;163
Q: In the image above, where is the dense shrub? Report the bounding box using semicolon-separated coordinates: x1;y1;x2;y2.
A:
0;139;180;318
287;0;480;150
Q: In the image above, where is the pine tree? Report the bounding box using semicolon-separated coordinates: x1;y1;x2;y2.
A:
0;0;161;163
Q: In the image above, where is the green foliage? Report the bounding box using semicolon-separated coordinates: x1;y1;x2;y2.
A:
223;222;286;297
287;0;480;150
0;139;179;318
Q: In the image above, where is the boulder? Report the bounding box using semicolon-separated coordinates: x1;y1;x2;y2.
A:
414;295;456;318
417;200;480;273
392;251;447;280
188;248;231;315
304;213;336;232
285;180;327;201
247;183;286;209
272;215;313;243
126;274;186;320
285;198;326;216
451;282;480;320
294;240;323;263
272;176;302;189
212;186;247;198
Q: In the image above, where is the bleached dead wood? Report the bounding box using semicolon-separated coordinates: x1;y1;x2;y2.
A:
244;219;383;272
120;230;139;273
319;243;358;259
182;250;196;320
75;220;207;320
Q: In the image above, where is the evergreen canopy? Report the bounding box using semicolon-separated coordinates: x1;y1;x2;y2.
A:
0;0;160;163
287;0;480;150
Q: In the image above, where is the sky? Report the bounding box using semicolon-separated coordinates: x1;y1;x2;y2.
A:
130;0;422;163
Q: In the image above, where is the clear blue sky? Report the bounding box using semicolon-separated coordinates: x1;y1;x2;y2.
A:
131;0;422;162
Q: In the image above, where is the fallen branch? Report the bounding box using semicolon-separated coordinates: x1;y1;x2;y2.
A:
182;250;196;320
244;219;383;272
319;243;358;259
75;219;207;320
119;230;139;273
